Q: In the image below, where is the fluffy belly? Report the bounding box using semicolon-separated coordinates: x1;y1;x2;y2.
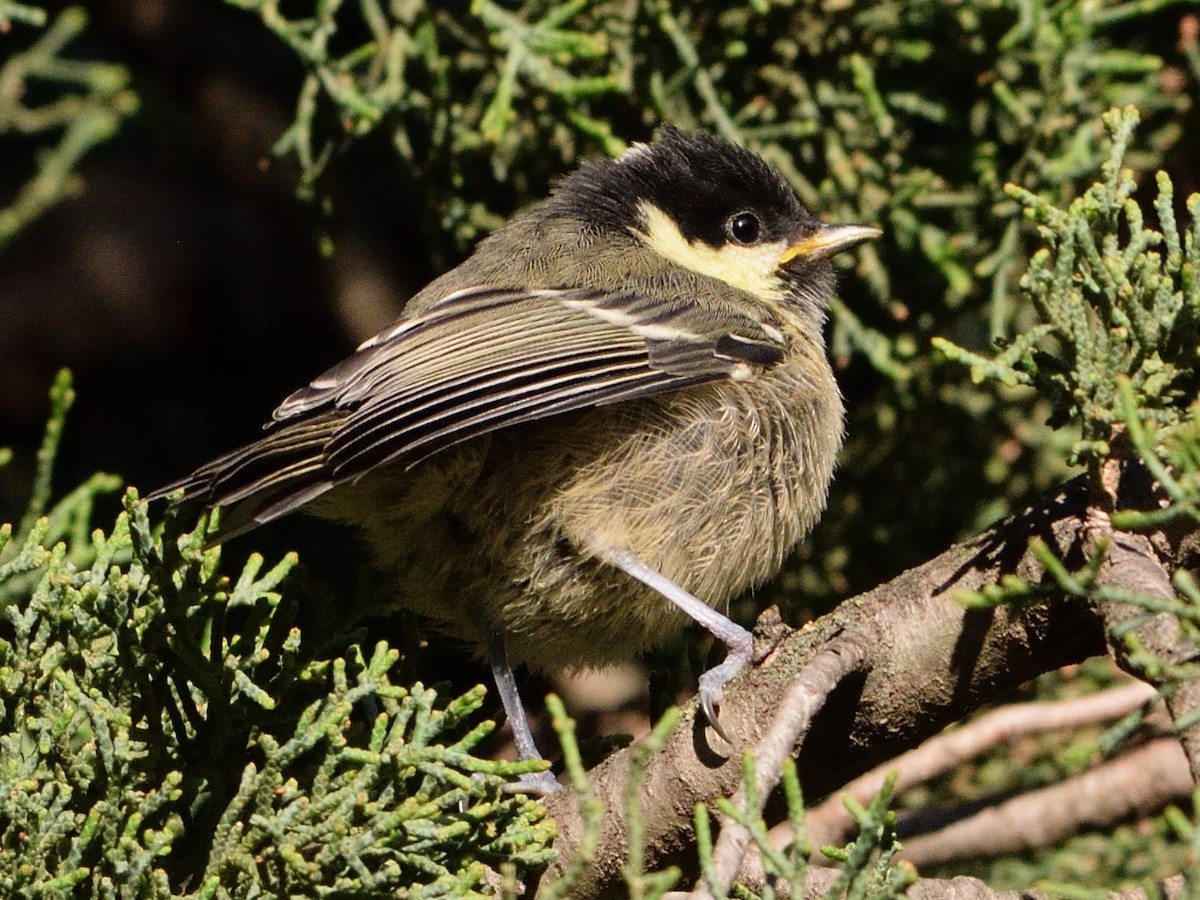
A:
324;366;843;671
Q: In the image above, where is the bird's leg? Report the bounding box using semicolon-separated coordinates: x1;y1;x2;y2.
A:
488;635;561;794
599;548;752;744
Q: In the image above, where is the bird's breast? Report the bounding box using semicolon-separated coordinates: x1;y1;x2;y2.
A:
535;351;845;604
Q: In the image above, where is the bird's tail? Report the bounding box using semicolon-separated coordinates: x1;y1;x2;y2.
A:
149;411;344;543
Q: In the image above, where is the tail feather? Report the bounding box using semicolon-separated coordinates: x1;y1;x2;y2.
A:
150;411;345;544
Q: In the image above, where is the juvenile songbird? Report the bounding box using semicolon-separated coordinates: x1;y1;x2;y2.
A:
155;128;879;785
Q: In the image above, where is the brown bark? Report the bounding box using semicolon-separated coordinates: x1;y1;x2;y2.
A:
1093;531;1200;780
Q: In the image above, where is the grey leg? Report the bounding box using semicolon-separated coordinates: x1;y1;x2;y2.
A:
488;635;561;794
600;548;752;743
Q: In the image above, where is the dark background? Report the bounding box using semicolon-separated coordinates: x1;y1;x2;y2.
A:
3;2;403;496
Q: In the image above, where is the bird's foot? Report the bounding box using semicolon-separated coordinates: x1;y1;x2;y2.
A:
698;624;753;744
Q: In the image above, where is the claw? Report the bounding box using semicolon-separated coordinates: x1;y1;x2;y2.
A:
700;686;734;744
698;646;749;745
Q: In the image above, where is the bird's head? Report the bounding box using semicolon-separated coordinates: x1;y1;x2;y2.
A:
546;126;880;314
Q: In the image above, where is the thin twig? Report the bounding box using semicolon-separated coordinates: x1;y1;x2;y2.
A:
806;679;1158;848
690;638;868;900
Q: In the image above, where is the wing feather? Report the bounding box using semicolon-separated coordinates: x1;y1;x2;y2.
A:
157;284;790;537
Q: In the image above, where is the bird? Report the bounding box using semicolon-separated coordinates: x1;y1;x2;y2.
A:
153;127;880;790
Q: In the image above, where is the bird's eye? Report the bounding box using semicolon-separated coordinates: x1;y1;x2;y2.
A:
727;212;761;245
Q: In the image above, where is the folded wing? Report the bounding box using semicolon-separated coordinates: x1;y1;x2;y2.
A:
154;284;788;540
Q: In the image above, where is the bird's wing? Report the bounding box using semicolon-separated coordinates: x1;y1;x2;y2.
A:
157;284;788;536
273;285;788;478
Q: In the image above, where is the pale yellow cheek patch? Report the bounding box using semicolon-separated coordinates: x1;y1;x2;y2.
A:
635;201;788;303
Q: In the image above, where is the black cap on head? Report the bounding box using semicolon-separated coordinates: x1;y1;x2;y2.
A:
547;127;819;248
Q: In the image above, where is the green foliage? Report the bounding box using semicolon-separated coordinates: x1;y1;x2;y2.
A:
935;107;1199;471
619;709;684;898
534;694;604;900
222;0;638;254
0;5;137;249
945;108;1200;632
0;374;554;897
223;0;1189;303
692;764;913;900
1114;383;1200;533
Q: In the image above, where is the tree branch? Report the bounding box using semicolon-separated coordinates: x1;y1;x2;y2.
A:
899;737;1191;868
1093;530;1200;781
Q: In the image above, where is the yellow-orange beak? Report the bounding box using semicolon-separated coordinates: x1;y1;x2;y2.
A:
778;223;882;266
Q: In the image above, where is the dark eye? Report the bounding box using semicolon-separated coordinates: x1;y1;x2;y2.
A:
727;211;761;245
